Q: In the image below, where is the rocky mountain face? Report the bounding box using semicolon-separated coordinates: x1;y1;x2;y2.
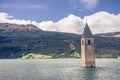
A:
0;23;40;31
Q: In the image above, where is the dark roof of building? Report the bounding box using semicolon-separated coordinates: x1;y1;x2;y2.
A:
82;23;93;38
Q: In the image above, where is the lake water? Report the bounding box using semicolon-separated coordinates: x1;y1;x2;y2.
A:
0;59;120;80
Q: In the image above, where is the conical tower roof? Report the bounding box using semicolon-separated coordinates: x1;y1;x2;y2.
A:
82;23;93;38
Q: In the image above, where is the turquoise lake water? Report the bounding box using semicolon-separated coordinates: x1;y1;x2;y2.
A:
0;59;120;80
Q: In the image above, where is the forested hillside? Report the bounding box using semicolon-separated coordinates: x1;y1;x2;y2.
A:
0;30;120;58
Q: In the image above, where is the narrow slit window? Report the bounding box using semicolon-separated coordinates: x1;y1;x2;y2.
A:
88;40;91;45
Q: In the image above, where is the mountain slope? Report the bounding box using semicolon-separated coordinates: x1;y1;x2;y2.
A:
0;23;40;31
96;32;120;38
0;30;120;58
0;23;120;58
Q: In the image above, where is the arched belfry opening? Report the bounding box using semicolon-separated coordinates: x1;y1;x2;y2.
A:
81;23;95;67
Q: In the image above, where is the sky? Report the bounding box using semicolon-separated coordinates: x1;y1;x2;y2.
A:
0;0;120;34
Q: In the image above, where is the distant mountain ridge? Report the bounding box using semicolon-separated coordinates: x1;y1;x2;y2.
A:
96;32;120;38
0;23;40;31
0;23;120;37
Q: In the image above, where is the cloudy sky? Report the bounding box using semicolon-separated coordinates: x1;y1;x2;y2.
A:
0;0;120;34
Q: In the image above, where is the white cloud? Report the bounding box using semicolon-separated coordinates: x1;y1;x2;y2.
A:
37;14;84;34
0;11;120;34
81;0;98;9
0;12;13;20
84;11;120;34
6;19;32;25
37;11;120;34
0;12;35;25
38;21;58;32
56;14;83;34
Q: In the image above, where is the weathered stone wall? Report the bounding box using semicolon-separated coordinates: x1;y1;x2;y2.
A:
81;38;95;67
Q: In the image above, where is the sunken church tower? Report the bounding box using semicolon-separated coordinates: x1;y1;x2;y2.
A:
81;23;95;67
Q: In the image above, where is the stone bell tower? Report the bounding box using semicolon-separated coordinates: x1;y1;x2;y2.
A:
81;23;95;67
